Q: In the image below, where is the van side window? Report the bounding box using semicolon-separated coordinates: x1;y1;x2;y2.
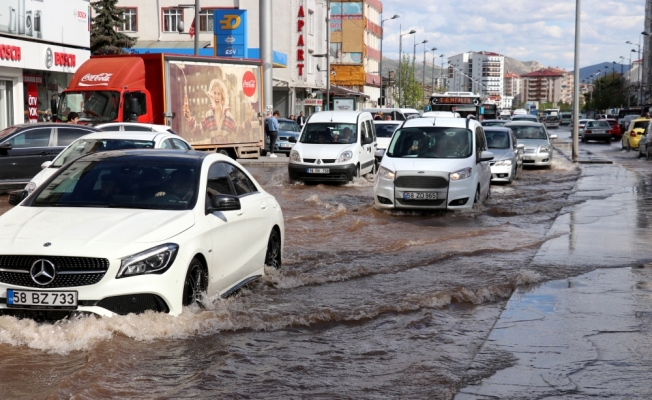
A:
365;120;375;142
360;120;368;143
475;127;487;163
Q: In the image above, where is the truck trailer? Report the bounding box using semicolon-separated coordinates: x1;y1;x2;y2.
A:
54;54;264;158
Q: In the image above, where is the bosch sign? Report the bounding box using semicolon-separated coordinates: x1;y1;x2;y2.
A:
55;52;76;67
0;45;21;61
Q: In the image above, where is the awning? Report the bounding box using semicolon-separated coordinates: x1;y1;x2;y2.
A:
321;85;369;99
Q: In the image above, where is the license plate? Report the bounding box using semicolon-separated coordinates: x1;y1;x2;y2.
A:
403;192;437;200
593;130;604;134
523;156;533;160
6;289;78;309
307;168;329;174
280;143;293;148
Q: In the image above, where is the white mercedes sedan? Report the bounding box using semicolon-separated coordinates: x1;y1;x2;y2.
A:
0;150;284;318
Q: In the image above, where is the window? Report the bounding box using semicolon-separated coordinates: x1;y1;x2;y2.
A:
160;139;175;149
163;8;183;32
223;163;257;195
172;138;191;150
360;120;368;143
57;127;92;147
207;162;233;195
9;128;51;149
118;8;137;32
199;9;214;32
308;11;314;36
100;125;122;132
124;125;152;132
124;92;147;118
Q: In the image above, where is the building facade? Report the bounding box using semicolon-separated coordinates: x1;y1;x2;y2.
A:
448;51;505;106
0;0;91;129
116;0;329;117
521;68;565;104
503;72;522;108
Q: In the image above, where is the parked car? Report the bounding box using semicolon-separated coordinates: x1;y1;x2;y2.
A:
504;122;557;167
362;108;421;121
0;123;101;191
619;114;640;136
599;118;621;139
622;117;651;151
577;119;595;136
289;111;377;183
95;122;179;133
374;117;493;210
637;122;652;159
9;131;193;205
481;119;508;127
0;150;284;318
373;120;401;163
422;111;461;118
544;115;560;129
511;114;538;123
570;113;587;125
484;127;524;184
263;118;301;157
560;112;572;125
581;120;612;144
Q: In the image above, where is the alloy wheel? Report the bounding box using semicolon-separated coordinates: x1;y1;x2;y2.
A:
265;230;282;269
182;259;207;306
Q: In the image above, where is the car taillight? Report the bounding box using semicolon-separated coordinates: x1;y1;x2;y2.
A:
631;131;637;137
586;130;592;134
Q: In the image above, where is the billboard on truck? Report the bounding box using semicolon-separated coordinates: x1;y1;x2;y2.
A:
167;61;262;145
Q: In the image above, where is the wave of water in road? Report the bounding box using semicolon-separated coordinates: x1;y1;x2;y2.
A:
0;151;594;399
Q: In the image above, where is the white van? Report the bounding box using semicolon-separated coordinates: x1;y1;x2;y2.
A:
288;111;377;182
374;117;493;210
362;108;421;121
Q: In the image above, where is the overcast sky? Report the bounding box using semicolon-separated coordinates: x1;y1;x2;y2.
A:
379;0;646;70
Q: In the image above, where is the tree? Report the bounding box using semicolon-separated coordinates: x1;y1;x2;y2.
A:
90;0;137;55
393;55;423;109
583;74;633;112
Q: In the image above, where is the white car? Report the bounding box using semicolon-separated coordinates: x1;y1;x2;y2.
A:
95;122;178;133
373;120;401;162
0;150;284;318
374;117;494;210
288;111;377;182
504;122;557;167
18;131;192;198
422;111;461;118
484;127;524;183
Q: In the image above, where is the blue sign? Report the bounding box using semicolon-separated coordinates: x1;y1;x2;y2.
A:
214;10;248;58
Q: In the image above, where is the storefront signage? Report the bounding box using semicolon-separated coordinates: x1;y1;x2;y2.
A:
0;44;21;61
213;10;248;58
304;98;322;106
27;84;38;123
23;75;43;84
296;5;305;76
54;52;76;68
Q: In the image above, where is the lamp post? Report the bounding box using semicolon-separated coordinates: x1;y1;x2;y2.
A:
571;0;580;162
326;0;330;110
628;37;645;105
431;49;438;93
642;31;650;104
440;54;445;90
412;38;427;72
379;14;399;107
423;46;434;104
398;26;416;107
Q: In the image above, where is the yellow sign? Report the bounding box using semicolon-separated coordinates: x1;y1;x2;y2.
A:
219;15;241;30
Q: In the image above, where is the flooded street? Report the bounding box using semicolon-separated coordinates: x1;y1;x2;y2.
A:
1;126;651;398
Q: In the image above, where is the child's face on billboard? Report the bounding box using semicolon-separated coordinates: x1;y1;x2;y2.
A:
210;86;224;107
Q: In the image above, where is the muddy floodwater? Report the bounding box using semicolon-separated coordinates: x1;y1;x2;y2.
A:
0;143;605;398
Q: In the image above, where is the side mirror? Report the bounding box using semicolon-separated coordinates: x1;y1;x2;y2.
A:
374;148;386;159
363;136;373;145
516;144;525;149
41;161;52;169
0;142;12;150
8;190;27;206
288;136;297;143
480;150;494;162
549;135;558;140
128;97;139;122
207;194;241;213
50;97;58;118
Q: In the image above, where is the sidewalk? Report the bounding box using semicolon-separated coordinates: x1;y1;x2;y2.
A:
456;143;652;398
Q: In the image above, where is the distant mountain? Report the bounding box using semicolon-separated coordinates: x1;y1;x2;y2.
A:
570;62;631;81
380;57;446;86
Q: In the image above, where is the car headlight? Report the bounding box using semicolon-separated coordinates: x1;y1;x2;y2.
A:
450;167;472;181
494;159;513;166
378;166;395;181
117;243;179;278
290;150;301;162
337;150;353;163
24;182;37;194
539;146;551;153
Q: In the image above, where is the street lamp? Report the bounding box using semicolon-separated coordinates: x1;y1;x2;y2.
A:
412;38;427;74
642;32;650;104
430;48;439;94
628;40;642;105
176;1;200;56
379;14;399;107
423;46;434;103
398;26;416;107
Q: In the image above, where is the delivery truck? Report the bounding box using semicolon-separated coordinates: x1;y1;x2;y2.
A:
53;54;264;158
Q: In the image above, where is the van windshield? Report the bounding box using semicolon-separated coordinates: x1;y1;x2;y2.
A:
300;123;357;144
387;127;472;158
57;91;121;122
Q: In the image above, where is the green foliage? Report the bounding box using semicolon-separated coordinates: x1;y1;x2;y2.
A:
91;0;137;55
582;74;634;112
393;55;424;108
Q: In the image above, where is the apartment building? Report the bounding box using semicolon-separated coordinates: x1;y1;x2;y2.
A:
503;72;522;108
521;68;565;104
448;51;504;105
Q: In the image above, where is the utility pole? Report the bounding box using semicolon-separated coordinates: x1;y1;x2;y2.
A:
260;0;273;114
572;0;580;162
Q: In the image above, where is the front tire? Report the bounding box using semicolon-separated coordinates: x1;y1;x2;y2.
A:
350;164;361;182
182;258;208;307
265;229;282;269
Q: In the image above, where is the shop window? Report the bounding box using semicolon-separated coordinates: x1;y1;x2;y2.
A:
118;8;137;32
163;8;183;32
199;9;214;32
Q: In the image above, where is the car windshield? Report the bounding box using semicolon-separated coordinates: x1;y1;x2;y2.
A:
32;155;199;210
300;123;357;144
374;123;400;138
482;121;506;126
52;138;156;167
507;125;548;140
58;91;121;122
387;127;472;158
586;121;610;129
485;130;511;149
279;121;300;131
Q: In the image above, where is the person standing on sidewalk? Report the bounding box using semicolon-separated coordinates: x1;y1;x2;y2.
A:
266;110;280;158
296;111;306;128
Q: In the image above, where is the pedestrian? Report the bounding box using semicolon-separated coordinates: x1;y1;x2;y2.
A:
68;112;80;124
296;111;306;128
266;110;280;158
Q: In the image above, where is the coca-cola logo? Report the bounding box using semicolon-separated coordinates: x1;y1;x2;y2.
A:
242;71;256;97
79;73;114;86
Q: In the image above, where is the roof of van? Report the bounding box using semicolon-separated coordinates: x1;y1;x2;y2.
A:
307;111;372;123
362;108;420;113
402;117;480;129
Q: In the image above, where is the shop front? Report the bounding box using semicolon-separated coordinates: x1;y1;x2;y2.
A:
0;37;89;130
